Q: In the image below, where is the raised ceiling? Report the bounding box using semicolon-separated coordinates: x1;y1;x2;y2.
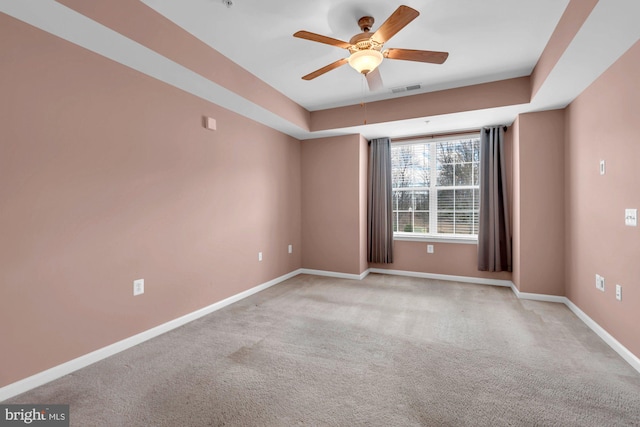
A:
140;0;568;111
2;0;639;139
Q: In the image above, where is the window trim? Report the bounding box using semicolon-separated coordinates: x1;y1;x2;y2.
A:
393;233;478;244
391;132;481;242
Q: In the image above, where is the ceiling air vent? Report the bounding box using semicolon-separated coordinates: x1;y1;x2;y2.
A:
391;84;422;94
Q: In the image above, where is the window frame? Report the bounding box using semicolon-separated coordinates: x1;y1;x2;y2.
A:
391;133;481;243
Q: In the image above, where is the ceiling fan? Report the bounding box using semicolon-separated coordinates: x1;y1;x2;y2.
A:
293;5;449;90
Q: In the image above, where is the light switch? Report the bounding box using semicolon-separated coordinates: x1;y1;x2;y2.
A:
625;209;637;226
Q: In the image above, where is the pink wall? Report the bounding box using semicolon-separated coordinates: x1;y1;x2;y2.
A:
512;110;566;295
4;0;639;391
359;135;369;274
311;77;531;131
503;123;514;234
530;0;598;97
370;241;512;281
0;15;301;387
300;131;512;282
564;40;640;357
58;0;310;131
370;133;513;282
511;117;522;289
301;134;367;275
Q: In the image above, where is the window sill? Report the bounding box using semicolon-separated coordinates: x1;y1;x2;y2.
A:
393;233;478;245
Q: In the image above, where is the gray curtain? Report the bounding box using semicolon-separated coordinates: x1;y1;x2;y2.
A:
478;126;511;272
368;137;394;263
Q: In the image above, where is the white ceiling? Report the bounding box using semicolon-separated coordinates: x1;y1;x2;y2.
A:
1;0;639;139
140;0;570;111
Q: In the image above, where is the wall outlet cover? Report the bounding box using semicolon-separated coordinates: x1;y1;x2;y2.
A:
133;279;144;296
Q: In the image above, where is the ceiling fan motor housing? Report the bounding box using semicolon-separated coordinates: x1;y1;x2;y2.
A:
349;34;383;53
357;16;375;32
349;16;383;53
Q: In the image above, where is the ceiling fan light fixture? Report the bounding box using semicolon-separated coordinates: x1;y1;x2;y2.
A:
348;49;383;75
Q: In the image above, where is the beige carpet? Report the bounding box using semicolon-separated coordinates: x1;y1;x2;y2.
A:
6;273;640;426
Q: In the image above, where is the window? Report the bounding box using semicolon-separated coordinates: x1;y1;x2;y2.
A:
391;134;480;240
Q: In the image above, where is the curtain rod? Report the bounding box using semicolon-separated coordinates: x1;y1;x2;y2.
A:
486;126;509;134
388;126;508;144
391;129;480;143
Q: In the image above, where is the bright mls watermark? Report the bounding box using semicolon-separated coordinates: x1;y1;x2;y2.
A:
0;405;68;426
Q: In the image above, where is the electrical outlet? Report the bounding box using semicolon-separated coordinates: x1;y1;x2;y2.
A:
595;274;605;292
427;244;434;254
616;284;622;301
288;244;293;254
258;252;263;262
133;279;144;296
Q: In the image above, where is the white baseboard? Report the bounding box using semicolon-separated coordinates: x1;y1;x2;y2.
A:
510;285;640;374
368;268;513;288
0;269;300;402
368;268;639;374
563;298;640;374
299;268;370;281
3;267;639;401
509;285;567;303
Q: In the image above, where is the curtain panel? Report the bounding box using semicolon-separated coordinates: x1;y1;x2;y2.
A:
368;137;394;263
478;126;512;272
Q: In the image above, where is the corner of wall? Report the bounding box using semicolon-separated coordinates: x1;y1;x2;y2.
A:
359;134;369;274
300;134;364;275
511;116;522;291
511;110;566;296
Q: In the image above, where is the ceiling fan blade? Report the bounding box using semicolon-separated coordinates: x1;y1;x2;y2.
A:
365;68;383;91
384;48;449;64
302;58;349;80
371;5;419;44
293;31;351;49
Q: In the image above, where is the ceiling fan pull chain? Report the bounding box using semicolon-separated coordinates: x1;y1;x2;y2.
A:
361;75;368;125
